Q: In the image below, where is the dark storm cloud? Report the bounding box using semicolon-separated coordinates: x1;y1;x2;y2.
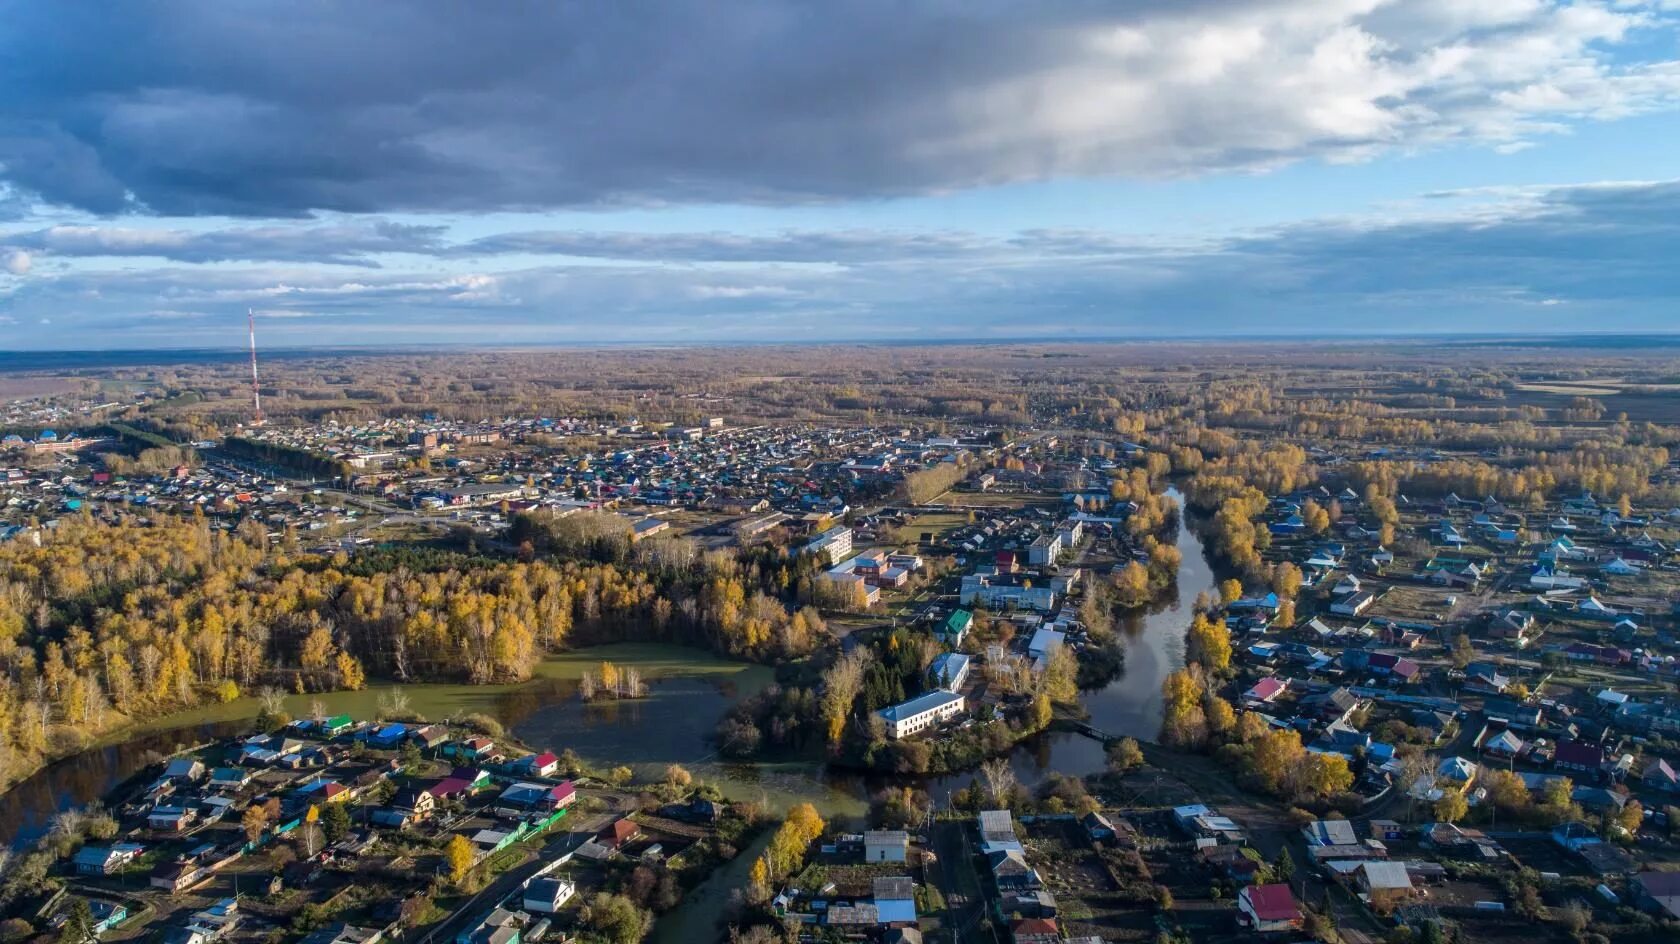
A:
1;1;1675;216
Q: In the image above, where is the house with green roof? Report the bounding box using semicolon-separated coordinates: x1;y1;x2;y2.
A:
939;609;973;647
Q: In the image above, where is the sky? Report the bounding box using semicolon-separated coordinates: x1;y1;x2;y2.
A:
1;1;1679;349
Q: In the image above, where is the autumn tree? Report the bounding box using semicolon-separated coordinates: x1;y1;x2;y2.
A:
446;834;476;884
242;804;270;843
1434;791;1469;824
819;649;869;747
1159;669;1208;749
1107;737;1144;774
665;764;693;790
1185;613;1232;674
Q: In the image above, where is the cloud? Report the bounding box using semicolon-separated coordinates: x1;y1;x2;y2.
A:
1;177;1674;346
1;1;1676;215
455;229;989;263
0;221;444;266
2;249;28;274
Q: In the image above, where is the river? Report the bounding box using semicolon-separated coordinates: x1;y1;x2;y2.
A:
918;486;1217;801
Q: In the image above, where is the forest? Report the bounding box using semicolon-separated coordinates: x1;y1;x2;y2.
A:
0;510;834;791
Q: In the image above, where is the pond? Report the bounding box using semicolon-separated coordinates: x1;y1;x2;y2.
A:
0;643;773;849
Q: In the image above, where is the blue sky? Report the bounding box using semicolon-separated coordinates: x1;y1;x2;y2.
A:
2;0;1679;349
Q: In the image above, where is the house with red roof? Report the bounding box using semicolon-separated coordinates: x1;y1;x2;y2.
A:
1010;917;1060;944
1237;883;1303;933
1553;741;1606;776
598;818;641;850
548;780;577;809
1367;652;1422;684
515;751;560;778
1243;677;1289;706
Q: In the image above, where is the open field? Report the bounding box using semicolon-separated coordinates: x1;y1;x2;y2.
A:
116;643;773;743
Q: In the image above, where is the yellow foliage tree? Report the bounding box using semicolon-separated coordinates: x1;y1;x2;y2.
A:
336;652;366;690
447;833;476;884
1185;613;1232;673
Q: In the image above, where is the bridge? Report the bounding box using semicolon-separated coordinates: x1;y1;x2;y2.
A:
1058;719;1119;744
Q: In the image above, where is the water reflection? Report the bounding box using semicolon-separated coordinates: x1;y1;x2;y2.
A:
1;722;245;848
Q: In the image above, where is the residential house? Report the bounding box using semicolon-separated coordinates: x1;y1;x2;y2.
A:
522;877;576;914
1641;757;1680;794
1553;741;1607;777
88;900;128;936
872;876;917;926
978;810;1023;855
1436;756;1479;793
74;844;140;876
1633;871;1680;920
864;830;909;864
1357;861;1416;913
987;849;1041;891
148;806;196;832
208;767;252;792
163;758;207;782
299;925;384;944
598;818;641;850
1331;590;1376;617
1243;677;1289;707
1000;891;1058;920
1302;819;1360;849
513;752;559;778
1481;729;1524;759
151;861;204;893
937;609;972;647
928;652;971;692
1010;918;1060;944
1237;884;1304;933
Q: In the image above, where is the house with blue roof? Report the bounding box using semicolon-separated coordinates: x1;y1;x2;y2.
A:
1270;514;1305;535
366;723;409;748
871;876;917;925
929;652;970;692
876;690;964;739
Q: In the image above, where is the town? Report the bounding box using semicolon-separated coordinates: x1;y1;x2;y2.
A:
2;343;1680;944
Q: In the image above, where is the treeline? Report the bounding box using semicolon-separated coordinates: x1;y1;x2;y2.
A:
1160;607;1352;807
221;435;350;480
100;444;197;477
0;512;835;791
902;457;972;505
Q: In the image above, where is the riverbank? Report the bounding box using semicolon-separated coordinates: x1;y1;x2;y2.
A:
0;642;766;799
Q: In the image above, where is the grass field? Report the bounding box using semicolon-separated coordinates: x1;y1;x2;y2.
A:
113;642;771;742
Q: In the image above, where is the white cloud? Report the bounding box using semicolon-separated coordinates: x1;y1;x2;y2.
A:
1;177;1674;345
2;249;29;275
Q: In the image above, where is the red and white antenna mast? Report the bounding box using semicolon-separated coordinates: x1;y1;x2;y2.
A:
248;308;265;426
